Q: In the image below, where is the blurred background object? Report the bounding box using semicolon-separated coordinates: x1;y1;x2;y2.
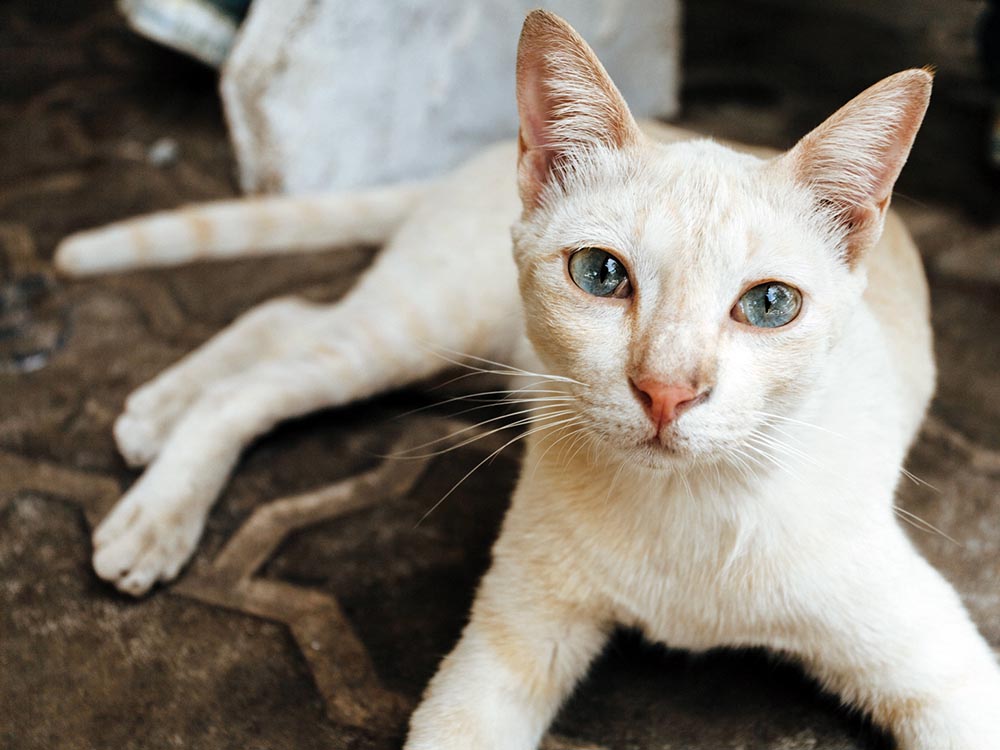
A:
119;0;250;67
108;0;1000;213
221;0;680;194
980;0;1000;169
684;0;999;218
116;0;682;194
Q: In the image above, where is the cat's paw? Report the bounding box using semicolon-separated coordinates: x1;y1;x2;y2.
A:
92;485;206;596
114;411;164;467
114;385;189;467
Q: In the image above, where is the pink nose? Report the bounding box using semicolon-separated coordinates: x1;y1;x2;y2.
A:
630;378;707;430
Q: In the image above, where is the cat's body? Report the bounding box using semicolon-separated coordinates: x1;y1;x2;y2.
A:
58;12;1000;749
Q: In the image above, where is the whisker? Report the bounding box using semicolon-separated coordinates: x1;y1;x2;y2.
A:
747;430;819;468
678;469;694;503
893;506;960;546
395;385;570;419
437;395;576;423
752;410;844;439
754;422;829;470
390;407;577;459
746;433;800;467
746;441;802;480
418;343;588;387
603;459;628;505
426;368;507;392
725;451;756;485
416;415;581;525
563;426;593;465
729;445;769;482
425;368;572;393
433;346;589;386
754;419;800;444
531;423;589;479
427;367;565;394
900;466;940;492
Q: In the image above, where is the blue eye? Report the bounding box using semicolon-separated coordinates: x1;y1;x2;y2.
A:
568;248;631;298
734;282;802;328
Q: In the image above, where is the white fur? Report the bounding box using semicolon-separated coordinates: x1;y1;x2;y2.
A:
72;12;999;748
54;182;427;275
404;125;1000;750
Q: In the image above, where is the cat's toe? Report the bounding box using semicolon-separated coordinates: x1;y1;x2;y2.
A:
114;411;164;467
93;525;195;596
92;528;147;588
115;381;194;466
92;497;202;596
118;562;159;596
92;499;137;547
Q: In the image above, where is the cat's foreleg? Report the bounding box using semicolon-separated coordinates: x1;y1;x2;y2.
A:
94;261;515;597
405;541;609;750
100;310;454;595
798;542;1000;749
115;296;325;467
94;348;398;595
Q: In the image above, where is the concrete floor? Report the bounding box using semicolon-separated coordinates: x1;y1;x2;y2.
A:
2;2;999;749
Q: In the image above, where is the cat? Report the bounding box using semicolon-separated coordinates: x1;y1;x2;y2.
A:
56;10;1000;750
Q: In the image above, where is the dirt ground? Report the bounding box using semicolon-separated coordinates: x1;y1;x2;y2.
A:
2;2;999;749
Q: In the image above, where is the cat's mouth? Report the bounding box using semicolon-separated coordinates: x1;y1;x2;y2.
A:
633;429;693;465
644;434;679;452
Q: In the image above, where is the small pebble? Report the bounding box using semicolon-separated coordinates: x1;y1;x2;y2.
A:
148;137;180;167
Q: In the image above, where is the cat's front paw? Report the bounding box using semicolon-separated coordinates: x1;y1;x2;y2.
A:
114;410;164;467
114;382;192;467
92;481;206;596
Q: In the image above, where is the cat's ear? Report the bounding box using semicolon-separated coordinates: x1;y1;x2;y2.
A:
515;10;641;210
782;69;932;265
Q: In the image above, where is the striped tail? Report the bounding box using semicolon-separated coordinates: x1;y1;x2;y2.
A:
54;182;429;276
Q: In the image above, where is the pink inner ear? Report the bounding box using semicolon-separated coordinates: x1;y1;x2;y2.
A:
518;63;552;154
857;125;915;210
516;45;572;205
514;10;641;210
518;146;554;207
515;41;562;207
788;69;932;263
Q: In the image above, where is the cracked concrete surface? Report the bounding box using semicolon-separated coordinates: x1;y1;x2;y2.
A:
2;2;999;749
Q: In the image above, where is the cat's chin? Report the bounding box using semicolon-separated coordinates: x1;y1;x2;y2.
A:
622;435;703;471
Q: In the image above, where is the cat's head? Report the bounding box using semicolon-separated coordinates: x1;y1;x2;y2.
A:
511;11;931;469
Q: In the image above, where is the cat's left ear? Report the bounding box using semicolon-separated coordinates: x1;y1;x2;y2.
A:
515;10;641;211
780;69;932;265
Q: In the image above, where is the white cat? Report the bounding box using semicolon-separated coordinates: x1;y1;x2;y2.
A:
57;11;1000;749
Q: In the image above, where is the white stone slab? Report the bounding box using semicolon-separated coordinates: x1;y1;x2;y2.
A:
222;0;681;194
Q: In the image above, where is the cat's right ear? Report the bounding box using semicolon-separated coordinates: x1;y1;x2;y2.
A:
515;10;640;210
780;69;932;265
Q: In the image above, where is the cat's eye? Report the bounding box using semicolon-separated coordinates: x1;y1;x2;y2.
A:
733;281;802;328
568;248;631;298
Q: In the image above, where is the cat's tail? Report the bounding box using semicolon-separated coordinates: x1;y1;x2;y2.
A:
54;182;430;276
